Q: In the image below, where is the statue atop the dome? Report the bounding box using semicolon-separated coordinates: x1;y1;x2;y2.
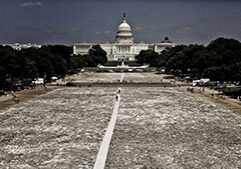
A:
123;13;127;22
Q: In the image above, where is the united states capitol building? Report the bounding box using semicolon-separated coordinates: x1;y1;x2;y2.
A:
73;14;176;61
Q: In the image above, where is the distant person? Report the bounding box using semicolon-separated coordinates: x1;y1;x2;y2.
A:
11;91;16;97
14;97;19;104
44;84;47;91
11;92;19;104
116;95;118;101
117;88;121;94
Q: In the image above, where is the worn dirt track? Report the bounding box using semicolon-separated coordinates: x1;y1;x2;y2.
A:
0;87;58;112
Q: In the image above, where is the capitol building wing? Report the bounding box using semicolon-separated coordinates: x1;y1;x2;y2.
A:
73;14;176;61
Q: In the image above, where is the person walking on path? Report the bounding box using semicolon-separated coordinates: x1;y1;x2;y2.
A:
11;91;19;104
117;88;121;94
44;84;47;91
14;97;19;104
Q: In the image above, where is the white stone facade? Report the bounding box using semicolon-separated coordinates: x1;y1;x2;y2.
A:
73;14;176;61
2;43;42;51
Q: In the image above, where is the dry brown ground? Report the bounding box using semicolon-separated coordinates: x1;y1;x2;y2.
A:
0;86;59;112
192;87;241;116
2;73;240;116
0;87;115;168
157;74;241;116
106;87;241;168
0;72;90;112
53;72;93;85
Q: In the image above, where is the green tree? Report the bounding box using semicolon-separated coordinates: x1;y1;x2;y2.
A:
88;45;107;65
136;49;159;66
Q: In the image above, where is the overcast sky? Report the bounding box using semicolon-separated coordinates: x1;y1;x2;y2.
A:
0;0;241;45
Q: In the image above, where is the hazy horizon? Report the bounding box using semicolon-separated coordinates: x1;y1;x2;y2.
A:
0;0;241;46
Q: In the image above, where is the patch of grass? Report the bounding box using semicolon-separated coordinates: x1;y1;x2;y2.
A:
221;87;241;97
125;61;142;66
104;61;121;66
104;61;142;66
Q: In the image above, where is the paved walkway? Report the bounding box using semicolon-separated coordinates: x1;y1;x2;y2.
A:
93;74;124;169
93;89;121;169
120;73;125;83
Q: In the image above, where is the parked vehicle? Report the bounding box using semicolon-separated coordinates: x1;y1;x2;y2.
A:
192;78;210;86
136;69;143;72
0;90;6;96
32;78;44;85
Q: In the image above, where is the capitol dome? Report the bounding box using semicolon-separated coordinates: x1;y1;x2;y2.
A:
116;13;134;44
118;22;131;32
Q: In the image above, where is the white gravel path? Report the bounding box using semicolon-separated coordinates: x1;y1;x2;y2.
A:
94;90;121;169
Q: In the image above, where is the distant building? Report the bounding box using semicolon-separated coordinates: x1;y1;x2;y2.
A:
2;43;42;51
73;14;176;61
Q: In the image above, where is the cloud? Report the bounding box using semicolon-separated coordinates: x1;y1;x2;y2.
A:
96;31;110;35
134;26;149;32
21;2;42;7
134;26;143;31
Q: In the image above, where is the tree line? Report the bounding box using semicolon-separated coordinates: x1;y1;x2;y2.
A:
1;37;240;90
0;44;107;90
136;38;241;81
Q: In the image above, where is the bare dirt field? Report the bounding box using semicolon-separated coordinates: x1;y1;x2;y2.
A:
53;72;93;85
123;73;169;83
73;72;169;83
1;73;241;169
0;87;116;169
0;87;58;112
193;87;241;116
74;73;122;83
106;87;241;169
